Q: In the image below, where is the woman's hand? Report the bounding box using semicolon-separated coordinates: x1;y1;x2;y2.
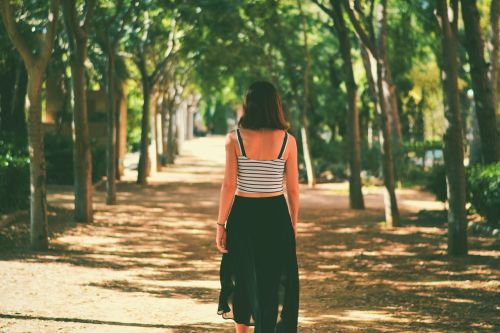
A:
292;223;297;239
216;225;228;253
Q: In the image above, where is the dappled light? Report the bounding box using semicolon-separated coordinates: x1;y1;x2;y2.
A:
2;136;498;332
0;0;499;331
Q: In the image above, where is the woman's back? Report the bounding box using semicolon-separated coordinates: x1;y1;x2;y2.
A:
231;128;299;198
236;128;288;160
235;128;288;194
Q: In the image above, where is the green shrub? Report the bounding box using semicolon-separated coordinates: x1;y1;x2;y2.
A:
0;134;106;213
91;145;106;182
45;133;74;185
400;162;427;187
311;137;347;181
425;163;447;202
0;143;30;214
45;133;106;185
467;162;500;225
425;162;500;225
361;141;381;178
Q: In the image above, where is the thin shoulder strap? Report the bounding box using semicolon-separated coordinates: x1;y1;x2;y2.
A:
277;130;289;159
235;128;246;156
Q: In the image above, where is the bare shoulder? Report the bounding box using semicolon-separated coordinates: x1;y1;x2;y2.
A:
225;129;237;149
286;132;297;146
226;128;237;139
285;132;297;158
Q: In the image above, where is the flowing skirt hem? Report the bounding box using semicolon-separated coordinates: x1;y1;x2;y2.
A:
216;194;299;333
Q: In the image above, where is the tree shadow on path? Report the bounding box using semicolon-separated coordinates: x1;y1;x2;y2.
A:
0;136;499;332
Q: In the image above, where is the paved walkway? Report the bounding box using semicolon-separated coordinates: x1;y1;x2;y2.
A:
0;135;498;332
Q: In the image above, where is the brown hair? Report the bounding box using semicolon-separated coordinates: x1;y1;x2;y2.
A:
238;80;290;130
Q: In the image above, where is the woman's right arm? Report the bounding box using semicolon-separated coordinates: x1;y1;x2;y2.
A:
285;135;299;237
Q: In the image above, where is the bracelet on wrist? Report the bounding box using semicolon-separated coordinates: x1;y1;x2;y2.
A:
217;223;225;227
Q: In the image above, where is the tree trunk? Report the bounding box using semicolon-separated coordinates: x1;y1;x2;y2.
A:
106;50;117;203
377;0;402;143
377;0;403;188
115;83;122;180
376;57;400;227
173;118;179;156
461;0;499;163
359;41;378;106
359;43;378;153
297;0;316;188
186;100;194;140
331;0;364;209
153;94;161;172
468;105;482;165
436;0;468;256
113;80;128;180
63;0;94;222
359;39;381;159
374;0;400;226
489;0;498;115
26;70;49;250
300;125;315;186
6;58;27;139
1;0;59;250
384;68;402;141
137;78;151;184
69;43;93;221
166;99;175;165
340;0;400;222
161;93;168;166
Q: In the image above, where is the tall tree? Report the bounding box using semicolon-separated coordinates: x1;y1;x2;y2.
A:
461;0;499;164
489;0;498;114
95;0;133;204
130;6;176;185
163;60;191;166
262;0;317;185
343;0;400;226
358;38;380;153
312;0;365;209
377;0;401;143
376;0;404;185
0;0;59;250
436;0;468;256
0;40;27;140
297;0;317;188
62;0;94;222
158;81;170;166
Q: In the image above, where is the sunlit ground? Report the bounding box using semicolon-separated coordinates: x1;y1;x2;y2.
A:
0;135;499;332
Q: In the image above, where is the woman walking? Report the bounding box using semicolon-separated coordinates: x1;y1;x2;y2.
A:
216;81;300;333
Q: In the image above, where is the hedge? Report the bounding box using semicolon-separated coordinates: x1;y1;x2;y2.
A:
426;162;500;225
0;148;30;214
467;162;500;225
0;134;106;214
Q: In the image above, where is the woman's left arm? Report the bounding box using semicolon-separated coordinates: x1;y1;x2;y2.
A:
215;132;237;254
217;131;238;226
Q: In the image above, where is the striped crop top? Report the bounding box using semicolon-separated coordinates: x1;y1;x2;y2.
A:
235;128;289;193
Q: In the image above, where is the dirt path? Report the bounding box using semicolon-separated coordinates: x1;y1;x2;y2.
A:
0;135;498;333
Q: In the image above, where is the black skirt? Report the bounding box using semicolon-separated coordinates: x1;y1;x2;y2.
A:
217;194;299;333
